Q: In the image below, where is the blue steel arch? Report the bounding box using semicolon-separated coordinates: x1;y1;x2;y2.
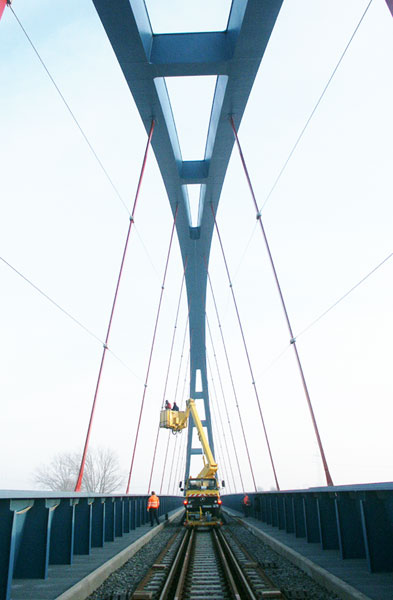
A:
93;0;283;483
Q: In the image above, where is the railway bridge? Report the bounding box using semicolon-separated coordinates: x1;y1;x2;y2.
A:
1;1;393;599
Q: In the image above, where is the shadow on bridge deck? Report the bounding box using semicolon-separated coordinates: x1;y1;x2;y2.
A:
225;508;393;600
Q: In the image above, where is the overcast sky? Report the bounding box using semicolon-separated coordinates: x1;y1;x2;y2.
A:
0;0;392;494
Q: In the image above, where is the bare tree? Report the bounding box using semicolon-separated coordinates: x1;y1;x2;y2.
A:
81;447;124;494
34;447;124;493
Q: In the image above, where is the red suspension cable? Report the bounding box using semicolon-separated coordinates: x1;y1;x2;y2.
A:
75;120;155;492
230;117;333;487
147;259;188;494
126;203;179;494
210;204;280;490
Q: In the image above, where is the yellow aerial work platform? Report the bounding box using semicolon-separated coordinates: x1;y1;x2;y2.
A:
159;409;187;432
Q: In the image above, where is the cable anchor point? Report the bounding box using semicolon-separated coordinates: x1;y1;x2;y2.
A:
256;211;261;220
290;337;296;344
103;343;108;350
130;215;135;223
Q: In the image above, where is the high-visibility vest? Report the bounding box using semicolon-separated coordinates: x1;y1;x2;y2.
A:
148;495;160;509
243;495;251;506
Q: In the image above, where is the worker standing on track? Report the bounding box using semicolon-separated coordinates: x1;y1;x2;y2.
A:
242;494;251;517
147;491;160;526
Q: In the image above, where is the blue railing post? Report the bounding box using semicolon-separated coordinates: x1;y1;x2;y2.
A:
0;499;33;600
360;493;393;572
135;499;141;527
317;494;338;550
303;495;320;543
271;494;279;527
277;495;285;529
14;498;57;579
335;494;365;559
91;498;105;548
115;498;123;537
50;498;77;565
74;498;93;555
284;495;294;533
292;495;306;538
130;498;136;530
261;495;267;522
104;498;115;542
266;496;272;524
123;497;130;533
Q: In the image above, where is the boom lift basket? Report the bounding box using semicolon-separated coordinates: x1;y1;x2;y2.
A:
159;409;187;431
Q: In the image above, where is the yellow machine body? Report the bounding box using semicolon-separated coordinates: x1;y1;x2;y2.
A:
160;399;222;527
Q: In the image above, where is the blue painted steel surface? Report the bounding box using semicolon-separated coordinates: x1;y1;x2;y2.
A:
0;491;182;600
223;483;393;574
74;497;93;555
50;499;75;565
92;0;284;480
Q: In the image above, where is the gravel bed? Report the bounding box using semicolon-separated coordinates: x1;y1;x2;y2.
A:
87;520;183;600
88;516;339;599
224;516;339;599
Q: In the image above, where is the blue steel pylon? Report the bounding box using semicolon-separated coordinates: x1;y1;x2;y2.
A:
93;0;283;483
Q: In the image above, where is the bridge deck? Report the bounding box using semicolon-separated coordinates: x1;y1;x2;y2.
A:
226;508;393;600
10;508;181;600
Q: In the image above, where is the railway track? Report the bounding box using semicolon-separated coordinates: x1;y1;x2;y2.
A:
129;524;285;600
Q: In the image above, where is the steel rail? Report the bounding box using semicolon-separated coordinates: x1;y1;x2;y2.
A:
216;528;258;600
212;528;242;600
158;529;192;600
173;529;195;600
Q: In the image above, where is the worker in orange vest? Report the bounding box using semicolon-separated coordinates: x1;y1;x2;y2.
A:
147;491;160;527
242;494;251;517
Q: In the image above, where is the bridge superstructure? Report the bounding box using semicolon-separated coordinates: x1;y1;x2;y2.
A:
1;2;393;599
92;0;284;481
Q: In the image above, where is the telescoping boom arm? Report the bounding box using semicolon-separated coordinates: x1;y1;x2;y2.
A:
160;398;218;479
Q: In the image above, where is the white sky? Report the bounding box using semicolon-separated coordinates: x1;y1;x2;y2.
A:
0;0;392;494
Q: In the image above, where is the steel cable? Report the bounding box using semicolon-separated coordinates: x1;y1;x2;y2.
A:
0;255;148;384
75;121;155;492
147;259;188;494
126;203;179;494
295;251;393;340
206;350;234;492
160;326;191;495
206;316;241;492
230;119;333;487
168;321;192;494
204;262;249;492
209;402;232;493
166;336;191;494
260;0;374;211
9;5;131;216
253;251;393;385
210;208;279;490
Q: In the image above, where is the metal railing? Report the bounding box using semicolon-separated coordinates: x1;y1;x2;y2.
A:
0;490;182;600
222;483;393;574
